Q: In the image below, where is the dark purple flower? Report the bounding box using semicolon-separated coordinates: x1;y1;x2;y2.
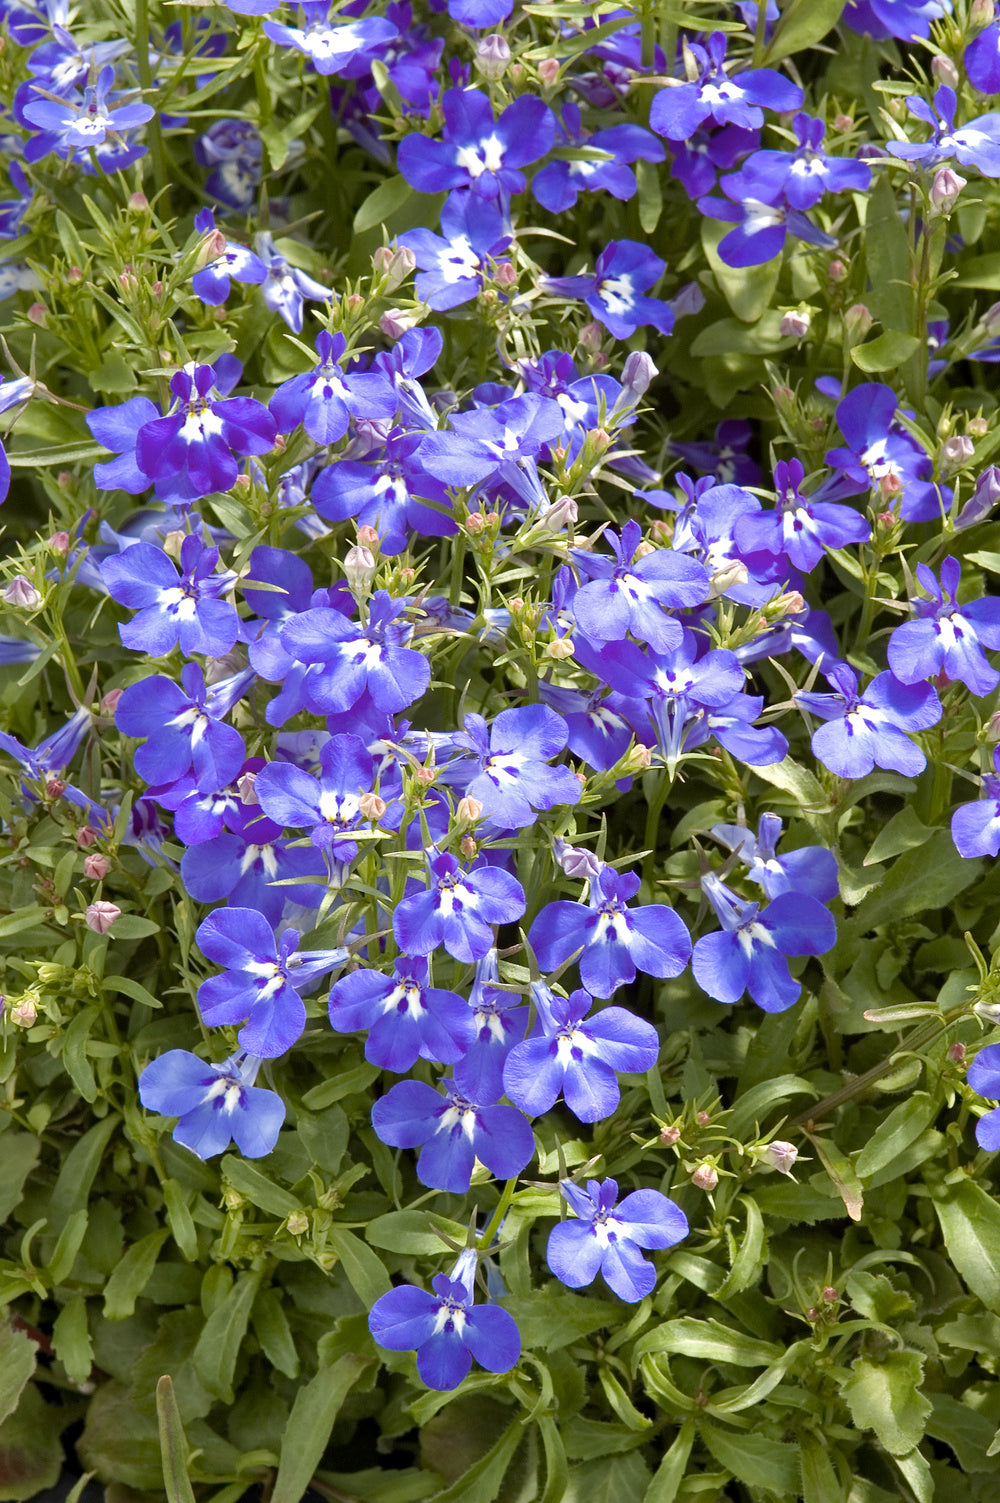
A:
734;112;871;210
533;103;664;213
692;871;836;1012
138;1049;284;1159
547;1177;688;1302
451;948;528;1102
180;803;327;926
670;421;761;487
371;1076;534;1192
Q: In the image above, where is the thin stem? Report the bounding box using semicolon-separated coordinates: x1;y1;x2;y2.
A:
479;1176;518;1249
134;0;168;204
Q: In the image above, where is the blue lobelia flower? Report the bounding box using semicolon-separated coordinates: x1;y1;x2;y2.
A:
842;0;950;40
648;31;802;141
278;589;430;717
670;422;761;487
951;748;1000;858
191;209;267;306
22;63;154;161
373;327;443;430
546;1178;688;1302
115;662;249;794
195;119;263;210
139;1049;284;1159
451;948;528;1102
542;241;675;340
195;907;347;1058
711;813;839;903
669;123;758;202
371;1076;535;1192
503;982;659;1122
180;803;327;927
697;176;837;268
397;86;555;202
439;705;581;830
966;5;1000;94
529;864;691;999
270;330;396;443
532;102;664;213
311;429;456;556
797;664;942;779
733;112;871;211
328;955;475;1071
536;682;634;774
399;190;510;311
732;459;870;574
692;871;836;1013
263;4;398;74
887;556;1000;696
887;86;1000;178
101;534;239;659
417;393;564;511
393;849;526;964
569;519;709;653
369;1249;520;1391
825;383;946;523
255;732;398;860
968;1045;1000;1150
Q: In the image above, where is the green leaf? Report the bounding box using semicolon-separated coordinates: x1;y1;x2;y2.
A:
252;1288;300;1381
107;914;160;939
851;331;921;373
538;1414;569;1503
0;1384;63;1499
698;1422;800;1492
271;1353;374;1503
504;1289;620;1351
727;1075;819;1137
635;158;662;235
926;1393;997;1472
0;1137;38;1223
45;1208;88;1285
701;219;781;323
103;973;162;1009
800;1432;846;1503
934;1179;1000;1313
221;1155;301;1218
689;311;795;359
0;909;48;939
764;0;846;61
642;1419;694;1503
366;1209;467;1256
103;1229;170;1320
633;1317;782;1367
162;1179;199;1262
192;1270;261;1403
864;173;914;334
863;807;936;867
353;174;415;235
808;1136;863;1221
716;1198;766;1297
855;1094;937;1179
51;1293;92;1386
156;1375;197;1503
326;1226;392;1305
61;1006;98;1103
564;1452;652;1502
0;1323;36;1427
48;1115;117;1232
430;1418;527;1503
841;1351;931;1455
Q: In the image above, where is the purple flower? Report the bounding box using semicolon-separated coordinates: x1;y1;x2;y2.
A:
533;103;664;213
649;31;803;141
529;865;691;999
536;682;634;773
440;705;581;830
101;534;239;658
711;813;839;903
952;749;1000;858
252;231;334;333
369;1251;520;1391
542;241;675;340
670;421;761;487
278;590;430;716
503;983;659;1122
263;5;398;74
697;178;836;268
255;732;395;859
570;519;709;652
371;1076;534;1192
546;1178;688;1302
194;119;262;211
397;87;555;201
797;664;943;779
328;955;475;1071
966;6;1000;94
399;191;510;311
826;383;947;523
191;214;267;306
843;0;949;41
967;1044;1000;1150
22;64;154;160
393;849;526;963
138;1049;284;1159
669;124;758;201
312;430;455;555
451;948;528;1101
270;329;396;443
196;907;347;1058
733;459;870;573
887;556;1000;696
115;663;248;793
887;86;1000;178
734;113;871;210
417;393;564;511
692;871;836;1013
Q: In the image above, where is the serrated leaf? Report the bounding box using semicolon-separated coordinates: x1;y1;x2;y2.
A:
698;1423;800;1492
0;1323;36;1427
841;1352;931;1456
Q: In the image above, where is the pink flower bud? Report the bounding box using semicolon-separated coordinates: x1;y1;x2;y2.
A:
972;0;995;26
27;302;46;325
455;795;484;823
476;33;511;79
415;767;437;786
578;321;604;355
538;495;578;533
622;742;653;772
83;853;110;881
128;191;150;212
9;997;36;1027
691;1163;718;1191
845;303;873;341
780;308;811;339
947;1041;967;1063
460;834;478;859
553;839;603;880
828;259;848;283
45;778;65;799
85;901;121;934
834;113;854;132
822;1286;839;1304
709;560;750;597
759;1140;798;1175
466;513;485;535
76;826;97;849
930;165;966;214
931;54;959;89
101;688;123;714
344;545;377;594
379;307;421;339
237;772;258;804
660;1125;681;1146
3;575;41;609
494;260;517;288
538;57;560;86
696;1110;711;1126
372;244;416;292
941;434;975;473
50;531;70;555
359;791;387;820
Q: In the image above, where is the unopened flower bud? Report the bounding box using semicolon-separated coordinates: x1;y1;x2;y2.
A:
3;576;41;609
162;529;185;562
415;766;437;786
286;1210;309;1237
759;1140;798;1175
359;791;387;820
398;566;416;585
845;303;873;342
982;301;1000;337
222;1187;245;1212
508;62;524;84
879;470;902;499
957;464;1000;529
828;259;848;283
538;495;578;533
9;996;36;1027
237;771;258;804
83;853;110;881
948;1041;967;1062
460;835;477;859
232;473;252;496
772;589;806;618
76;826;97;849
85;901;121;934
455;795;484;823
822;1286;839;1304
696;1110;711;1126
969;417;989;438
50;531;70;555
660;1124;681;1146
621;351;658;398
372;244;416;292
941;433;975;473
344;544;377;593
986;708;1000;743
128;191;150;212
346;293;365;311
691;1162;718;1191
780;307;811;339
578;321;604;355
538;56;560;86
931;54;960;89
771;384;796;417
553;838;602;880
476;32;511;79
466;513;485;535
622;742;653;773
546;637;575;659
45;777;65;799
67;265;83;284
876;510;898;529
27;302;46;325
975;998;1000;1023
380;307;422;339
494;260;517;288
834;113;854;132
709;560;750;598
634;540;656;560
930;165;966;214
100;688;123;714
971;0;995;27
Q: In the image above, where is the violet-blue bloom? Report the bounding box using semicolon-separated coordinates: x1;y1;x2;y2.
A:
278;590;430;716
887;556;1000;696
440;705;581;830
22;64;154;159
669;124;758;201
536;682;634;774
542;241;675;340
263;5;397;74
965;1044;1000;1151
196;907;347;1058
115;662;247;793
397;87;555;201
697;177;837;268
374;327;443;430
328;955;475;1071
417;393;564;511
735;113;871;210
255;732;396;859
952;749;1000;859
138;1049;284;1160
195;118;263;211
670;422;761;487
546;1177;688;1302
733;459;870;573
711;813;839;904
843;0;950;40
826;383;946;523
692;871;836;1013
966;5;1000;94
887;86;1000;177
570;519;709;653
270;329;396;446
368;1252;519;1392
797;665;942;779
180;805;327;927
393;849;526;964
451;948;528;1102
101;534;239;659
399;191;510;311
529;864;691;999
312;429;456;555
371;1076;534;1193
533;104;664;213
649;31;802;141
503;983;659;1122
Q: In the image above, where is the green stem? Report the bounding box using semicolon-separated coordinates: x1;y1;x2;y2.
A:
479;1177;518;1249
642;767;672;886
134;0;168;204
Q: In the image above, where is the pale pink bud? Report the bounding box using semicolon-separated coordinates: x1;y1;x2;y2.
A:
780;308;811;339
455;795;484;823
45;778;65;798
828;259;848;283
553;839;602;880
930;165;966;214
359;791;387;820
879;471;902;499
696;1110;711;1126
344;544;377;593
772;589;806;618
622;742;653;772
972;0;995;26
660;1125;681;1145
968;417;988;438
941;433;975;472
83;853;110;881
85;901;121;934
760;1140;798;1175
822;1285;839;1304
27;302;46;325
9;997;36;1027
380;308;421;339
372;244;416;292
634;540;656;560
947;1041;967;1062
460;835;477;859
931;54;959;89
346;293;365;311
578;321;604;355
476;33;511;79
76;826;97;849
691;1163;718;1191
415;767;437;786
709;560;750;598
845;303;873;341
986;709;1000;743
128;191;150;212
357;524;380;548
538;495;578;533
494;260;517;288
876;510;898;529
237;772;258;804
50;531;70;554
834;113;854;132
67;266;83;284
466;513;485;535
101;688;123;714
3;575;41;609
538;57;560;86
546;637;575;660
